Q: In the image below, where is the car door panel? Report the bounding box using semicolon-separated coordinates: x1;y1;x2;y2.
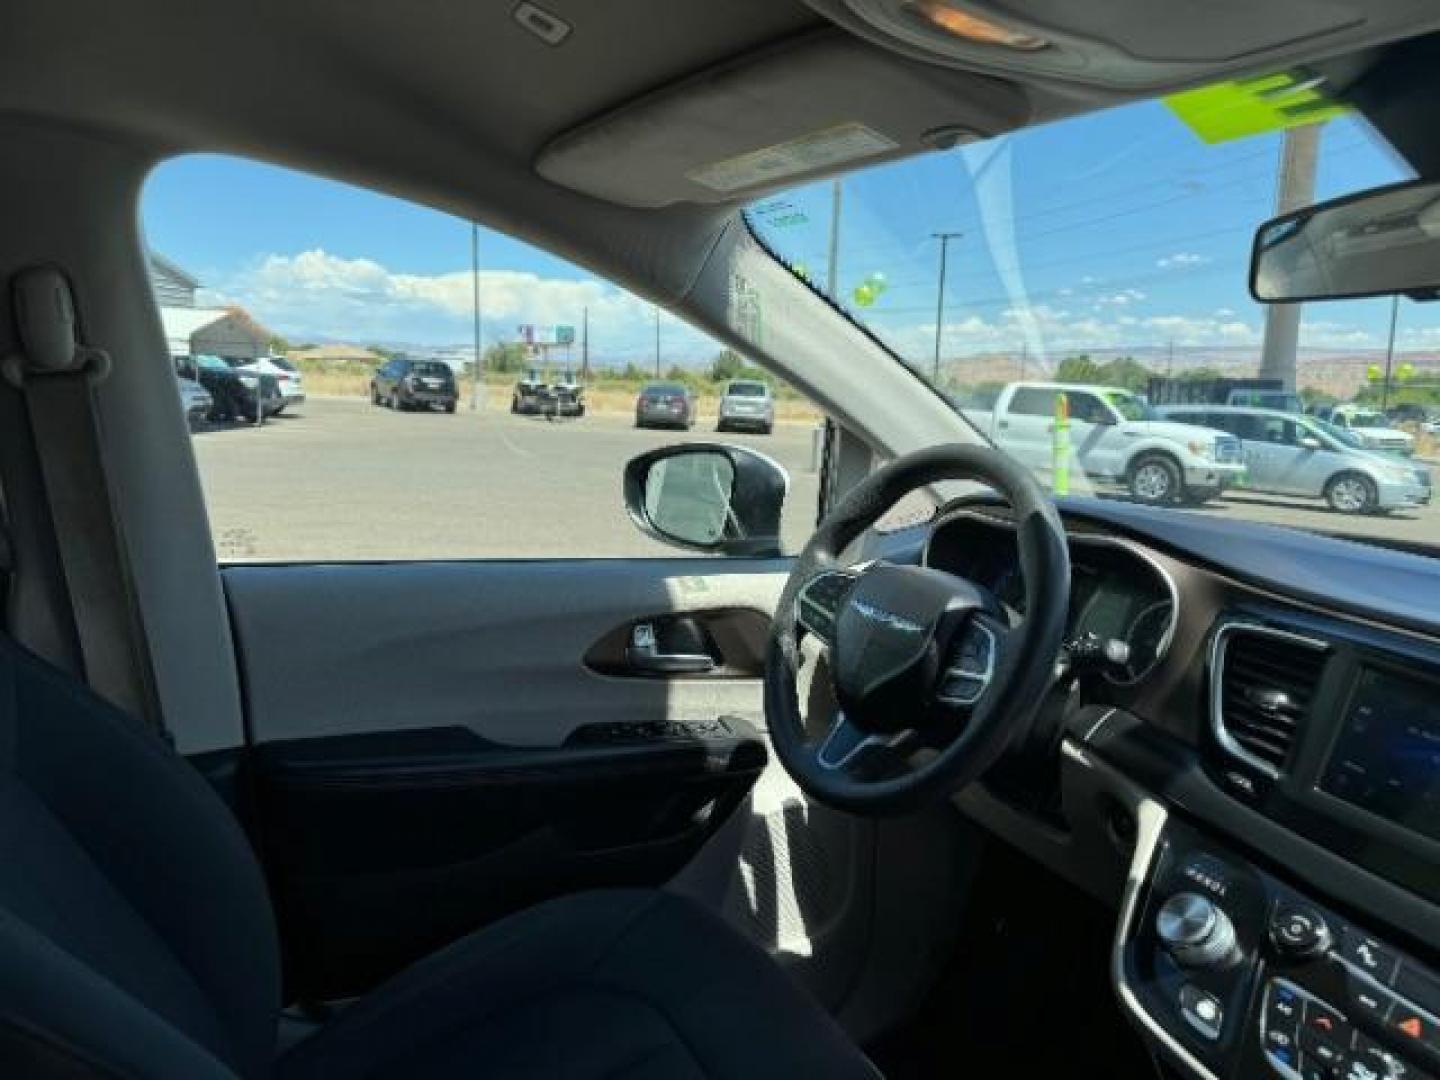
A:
222;558;803;1000
253;720;767;999
223;559;785;745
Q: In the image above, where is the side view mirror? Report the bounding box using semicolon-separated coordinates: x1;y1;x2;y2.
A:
623;443;788;557
1250;178;1440;303
1298;435;1323;451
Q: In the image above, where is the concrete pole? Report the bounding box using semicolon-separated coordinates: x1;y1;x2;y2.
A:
1259;124;1323;391
932;232;962;383
826;180;842;296
470;222;483;411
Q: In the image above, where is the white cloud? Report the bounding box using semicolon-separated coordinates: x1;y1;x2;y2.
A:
1096;288;1146;307
1299;320;1378;349
210;248;717;362
1157;252;1209;269
1142;314;1258;345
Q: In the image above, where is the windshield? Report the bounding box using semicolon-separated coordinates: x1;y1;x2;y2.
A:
1104;391;1152;422
1348;411;1390;428
1312;418;1362;449
749;85;1440;545
195;354;230;371
726;381;768;397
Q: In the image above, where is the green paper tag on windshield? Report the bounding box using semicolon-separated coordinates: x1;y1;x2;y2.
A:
1164;73;1351;145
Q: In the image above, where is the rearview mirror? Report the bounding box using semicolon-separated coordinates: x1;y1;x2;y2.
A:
623;444;788;556
1251;179;1440;303
1298;435;1323;451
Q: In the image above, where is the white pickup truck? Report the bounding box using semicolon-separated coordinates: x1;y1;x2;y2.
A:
964;382;1247;505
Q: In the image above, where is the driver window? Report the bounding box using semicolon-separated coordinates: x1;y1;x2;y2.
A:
1067;393;1109;424
143;153;824;561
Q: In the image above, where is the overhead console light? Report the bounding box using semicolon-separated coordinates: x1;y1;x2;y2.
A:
902;1;1048;51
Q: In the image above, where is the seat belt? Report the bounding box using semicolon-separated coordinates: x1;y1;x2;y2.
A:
1;266;168;742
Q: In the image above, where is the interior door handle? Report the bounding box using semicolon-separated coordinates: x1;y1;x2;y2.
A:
626;623;716;674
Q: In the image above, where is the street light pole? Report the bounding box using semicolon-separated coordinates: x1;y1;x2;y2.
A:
826;179;843;296
654;306;661;377
470;222;483;411
931;231;962;383
1382;293;1400;411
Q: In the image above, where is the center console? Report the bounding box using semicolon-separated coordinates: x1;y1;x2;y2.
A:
1117;813;1440;1080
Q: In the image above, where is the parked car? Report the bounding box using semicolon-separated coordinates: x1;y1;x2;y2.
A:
176;376;212;431
512;367;585;417
550;368;585;418
511;367;547;414
371;357;458;412
1155;405;1431;513
963;382;1245;505
1146;376;1303;415
716;379;774;434
1309;404;1415;455
226;355;305;414
177;353;282;421
634;381;696;429
1387;401;1430;424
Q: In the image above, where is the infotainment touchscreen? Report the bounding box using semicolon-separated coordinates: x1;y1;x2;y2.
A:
1320;668;1440;843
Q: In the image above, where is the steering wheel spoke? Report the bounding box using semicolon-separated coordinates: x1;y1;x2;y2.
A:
795;569;859;647
814;713;916;776
936;614;1008;709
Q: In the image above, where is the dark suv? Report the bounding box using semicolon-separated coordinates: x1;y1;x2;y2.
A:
371;358;459;413
175;353;282;422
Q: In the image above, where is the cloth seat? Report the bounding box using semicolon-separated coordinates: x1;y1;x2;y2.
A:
0;632;875;1079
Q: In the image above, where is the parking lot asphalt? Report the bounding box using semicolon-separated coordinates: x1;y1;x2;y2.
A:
194;397;1439;562
193;397;825;561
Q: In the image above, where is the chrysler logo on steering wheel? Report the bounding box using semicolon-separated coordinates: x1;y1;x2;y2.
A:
851;600;924;635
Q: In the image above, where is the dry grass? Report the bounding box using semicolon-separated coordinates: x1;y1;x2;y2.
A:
301;370;823;423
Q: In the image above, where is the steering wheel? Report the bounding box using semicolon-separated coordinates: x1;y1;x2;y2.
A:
766;444;1070;815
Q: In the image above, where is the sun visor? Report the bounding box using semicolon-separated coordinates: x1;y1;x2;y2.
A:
535;31;1027;208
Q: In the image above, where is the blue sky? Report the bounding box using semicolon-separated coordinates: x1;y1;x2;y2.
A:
143;96;1439;372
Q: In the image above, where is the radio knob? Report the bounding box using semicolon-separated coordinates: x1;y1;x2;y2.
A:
1156;891;1239;968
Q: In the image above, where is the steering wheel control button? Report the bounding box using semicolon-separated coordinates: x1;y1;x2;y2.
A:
1178;983;1224;1041
1156;891;1238;968
1272;902;1332;960
1343;929;1401;985
938;621;996;706
796;571;854;645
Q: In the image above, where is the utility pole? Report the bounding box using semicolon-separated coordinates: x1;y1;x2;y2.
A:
1381;294;1400;411
1259;124;1323;390
653;306;661;377
470;222;483;411
1167;338;1175;376
931;231;962;383
1018;342;1027;380
581;306;589;379
826;179;843;296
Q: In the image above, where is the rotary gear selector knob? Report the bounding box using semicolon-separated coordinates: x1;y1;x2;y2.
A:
1156;891;1239;968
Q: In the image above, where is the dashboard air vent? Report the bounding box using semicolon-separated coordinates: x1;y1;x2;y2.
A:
1212;623;1329;776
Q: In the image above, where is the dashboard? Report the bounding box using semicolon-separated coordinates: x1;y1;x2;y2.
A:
899;498;1440;1080
925;511;1177;686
